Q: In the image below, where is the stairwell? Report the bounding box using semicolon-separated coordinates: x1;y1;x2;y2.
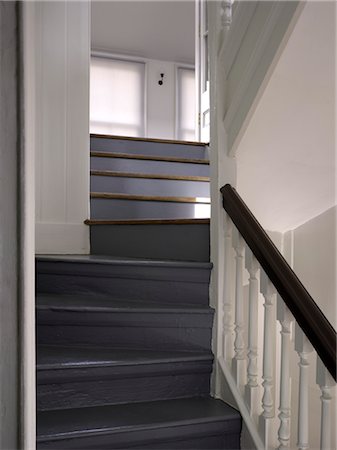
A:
36;135;242;449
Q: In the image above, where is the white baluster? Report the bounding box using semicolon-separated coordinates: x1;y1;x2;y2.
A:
277;296;293;449
316;357;335;450
295;324;313;450
223;214;234;364
232;229;246;392
259;272;277;448
244;246;260;418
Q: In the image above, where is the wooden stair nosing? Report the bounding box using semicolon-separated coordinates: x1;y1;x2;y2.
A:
90;151;210;165
90;133;208;147
90;170;210;182
90;193;211;204
84;218;210;226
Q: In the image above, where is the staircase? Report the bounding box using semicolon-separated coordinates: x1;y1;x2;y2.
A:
85;135;211;261
36;135;242;449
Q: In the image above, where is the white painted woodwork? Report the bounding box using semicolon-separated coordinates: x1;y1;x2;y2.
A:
259;272;277;448
244;247;260;418
223;214;234;365
316;358;335;450
208;0;236;399
277;296;293;449
295;324;313;450
22;2;37;448
195;0;210;142
232;229;246;391
223;1;302;155
236;2;336;235
34;1;90;254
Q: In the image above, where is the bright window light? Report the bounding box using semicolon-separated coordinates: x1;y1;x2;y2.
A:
90;57;145;137
177;68;196;141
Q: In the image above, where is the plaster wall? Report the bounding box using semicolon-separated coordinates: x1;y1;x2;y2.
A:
292;206;337;328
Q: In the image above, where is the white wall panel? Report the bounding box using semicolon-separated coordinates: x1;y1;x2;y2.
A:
35;1;90;254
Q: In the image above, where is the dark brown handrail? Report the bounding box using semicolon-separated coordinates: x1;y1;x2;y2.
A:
221;184;336;381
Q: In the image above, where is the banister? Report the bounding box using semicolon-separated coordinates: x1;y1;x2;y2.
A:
220;183;336;381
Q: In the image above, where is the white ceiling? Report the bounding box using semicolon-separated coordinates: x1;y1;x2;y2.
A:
91;1;195;64
236;1;336;232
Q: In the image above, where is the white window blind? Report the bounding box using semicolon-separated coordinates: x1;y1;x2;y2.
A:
90;57;145;137
177;68;196;141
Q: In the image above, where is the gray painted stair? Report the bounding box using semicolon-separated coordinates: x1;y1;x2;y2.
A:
36;251;241;449
90;154;210;177
88;136;211;255
37;294;214;351
90;195;210;220
91;134;209;159
36;256;212;305
37;345;213;410
37;397;241;449
88;220;210;261
91;173;210;197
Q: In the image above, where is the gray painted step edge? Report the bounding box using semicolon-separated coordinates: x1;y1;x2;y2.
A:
89;223;210;262
90;197;210;220
36;256;212;281
37;397;241;442
90;175;210;197
91;156;210;176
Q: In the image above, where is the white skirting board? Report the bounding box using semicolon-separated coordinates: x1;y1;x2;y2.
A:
36;223;90;254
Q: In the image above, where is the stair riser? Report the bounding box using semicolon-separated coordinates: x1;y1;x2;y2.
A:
130;434;241;449
91;137;209;159
37;275;210;305
36;261;211;305
90;176;210;197
90;224;210;261
91;157;210;177
38;325;212;351
37;420;241;449
38;371;211;411
38;309;213;328
90;198;210;220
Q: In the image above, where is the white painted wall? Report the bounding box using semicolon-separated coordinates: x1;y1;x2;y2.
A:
35;1;90;254
146;59;176;139
292;206;337;328
236;1;336;233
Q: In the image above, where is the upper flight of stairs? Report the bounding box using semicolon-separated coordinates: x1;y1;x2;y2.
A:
36;255;242;449
86;135;211;261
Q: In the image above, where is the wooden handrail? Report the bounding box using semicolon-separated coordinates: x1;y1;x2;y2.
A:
220;184;336;381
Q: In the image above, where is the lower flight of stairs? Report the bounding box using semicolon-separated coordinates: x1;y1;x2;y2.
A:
36;256;242;449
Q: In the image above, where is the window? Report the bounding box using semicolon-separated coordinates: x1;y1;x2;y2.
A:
90;57;145;137
177;68;196;141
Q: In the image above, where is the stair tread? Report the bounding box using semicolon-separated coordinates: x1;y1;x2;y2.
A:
37;345;213;371
85;218;210;225
36;254;212;269
91;151;210;165
37;293;213;313
37;397;240;442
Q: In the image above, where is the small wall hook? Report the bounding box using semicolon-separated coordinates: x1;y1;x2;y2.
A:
158;73;164;86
